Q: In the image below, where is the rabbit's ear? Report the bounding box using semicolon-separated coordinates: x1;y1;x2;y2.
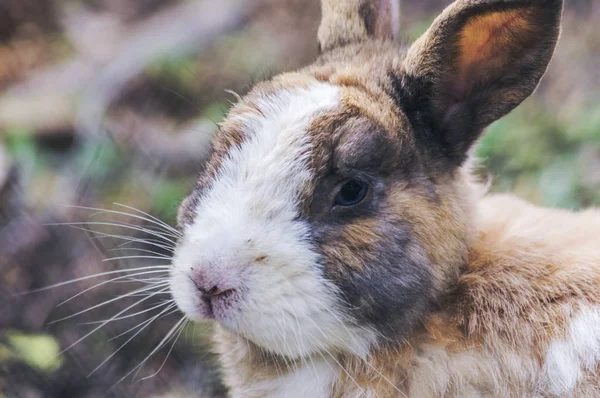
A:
318;0;400;52
397;0;563;167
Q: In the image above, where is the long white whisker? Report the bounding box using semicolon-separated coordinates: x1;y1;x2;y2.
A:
102;255;172;262
87;303;179;377
67;226;175;252
57;269;171;306
113;237;173;251
116;277;169;284
307;316;404;398
284;302;366;395
46;222;178;246
283;306;318;381
55;287;171;358
311;311;404;396
319;349;367;398
94;222;179;240
132;316;187;381
63;204;182;238
79;301;172;325
112;316;187;386
139;318;188;381
19;266;171;296
124;287;172;296
113;202;181;237
108;305;178;341
308;328;367;397
49;283;171;324
107;247;172;258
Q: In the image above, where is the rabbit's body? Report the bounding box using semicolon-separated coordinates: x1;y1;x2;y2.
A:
168;0;600;396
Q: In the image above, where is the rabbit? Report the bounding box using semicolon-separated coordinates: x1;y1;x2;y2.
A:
169;0;600;396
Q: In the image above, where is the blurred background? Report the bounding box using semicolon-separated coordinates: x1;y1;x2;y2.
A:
0;0;598;396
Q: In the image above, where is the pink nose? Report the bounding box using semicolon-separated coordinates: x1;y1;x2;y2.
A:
188;268;241;318
189;273;236;297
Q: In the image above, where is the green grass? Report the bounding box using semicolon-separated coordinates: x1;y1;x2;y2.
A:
478;99;600;209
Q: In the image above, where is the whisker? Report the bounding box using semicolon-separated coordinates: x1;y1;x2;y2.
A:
48;283;171;324
319;350;367;398
139;318;188;381
18;266;171;296
62;204;182;238
113;202;181;237
132;315;187;381
125;289;173;297
64;226;175;252
306;316;403;397
46;222;178;246
116;277;169;284
87;303;179;377
54;287;171;359
57;269;170;306
102;255;172;262
113;238;173;252
107;247;172;258
314;339;367;396
111;316;187;386
79;301;172;325
108;305;178;341
280;302;366;396
83;212;177;237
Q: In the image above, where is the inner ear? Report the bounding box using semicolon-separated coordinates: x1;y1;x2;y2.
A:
451;8;535;103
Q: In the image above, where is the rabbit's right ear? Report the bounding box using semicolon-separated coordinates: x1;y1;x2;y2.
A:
318;0;400;52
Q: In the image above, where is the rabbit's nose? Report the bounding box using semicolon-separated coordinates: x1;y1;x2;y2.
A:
190;277;235;298
188;267;243;319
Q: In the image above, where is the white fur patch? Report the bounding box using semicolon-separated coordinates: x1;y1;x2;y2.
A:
171;82;376;359
542;307;600;395
238;357;338;398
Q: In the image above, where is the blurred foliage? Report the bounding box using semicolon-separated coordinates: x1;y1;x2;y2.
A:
479;101;600;209
2;331;64;373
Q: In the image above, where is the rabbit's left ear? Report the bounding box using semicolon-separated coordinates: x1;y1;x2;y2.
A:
318;0;400;52
397;0;563;167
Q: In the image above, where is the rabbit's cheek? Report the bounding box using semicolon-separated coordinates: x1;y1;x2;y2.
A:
317;217;435;341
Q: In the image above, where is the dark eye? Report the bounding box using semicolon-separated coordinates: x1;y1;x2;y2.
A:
334;180;368;207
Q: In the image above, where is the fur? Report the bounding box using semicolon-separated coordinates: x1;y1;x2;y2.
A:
168;0;600;396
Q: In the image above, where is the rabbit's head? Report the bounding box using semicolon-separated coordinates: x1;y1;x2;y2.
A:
170;0;563;359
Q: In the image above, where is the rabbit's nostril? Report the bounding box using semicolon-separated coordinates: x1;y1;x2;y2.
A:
205;285;218;296
206;286;236;298
188;275;236;298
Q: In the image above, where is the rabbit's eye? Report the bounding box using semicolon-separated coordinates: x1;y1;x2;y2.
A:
334;180;368;207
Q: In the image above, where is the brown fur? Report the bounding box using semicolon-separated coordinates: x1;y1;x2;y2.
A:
318;0;398;52
328;194;600;397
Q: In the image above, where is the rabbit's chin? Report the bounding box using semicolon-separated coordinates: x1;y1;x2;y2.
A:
233;316;377;360
218;292;378;359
